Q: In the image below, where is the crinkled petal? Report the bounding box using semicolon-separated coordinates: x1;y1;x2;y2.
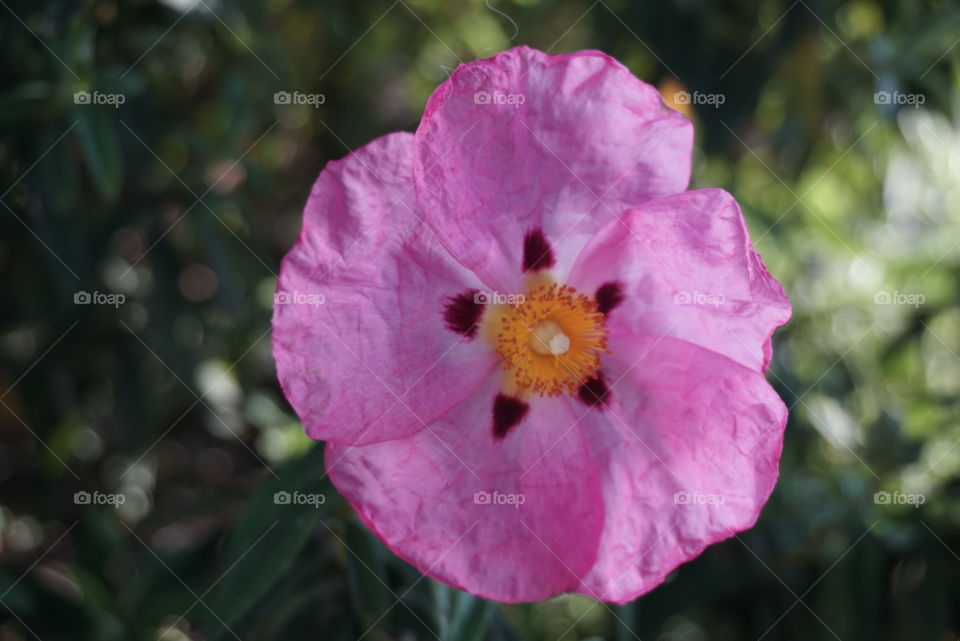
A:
567;188;791;371
574;333;787;602
327;375;605;603
272;132;496;446
414;46;693;291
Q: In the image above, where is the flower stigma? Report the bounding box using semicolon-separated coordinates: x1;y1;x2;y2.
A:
486;279;609;397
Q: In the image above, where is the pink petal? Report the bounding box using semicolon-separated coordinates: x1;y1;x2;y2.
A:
272;132;497;446
567;188;791;372
414;46;693;292
574;333;787;603
326;375;605;603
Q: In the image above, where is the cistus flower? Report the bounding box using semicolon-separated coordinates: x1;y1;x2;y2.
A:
272;46;791;603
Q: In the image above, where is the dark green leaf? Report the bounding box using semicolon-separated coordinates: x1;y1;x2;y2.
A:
447;589;494;641
344;518;395;637
73;105;123;202
203;445;330;640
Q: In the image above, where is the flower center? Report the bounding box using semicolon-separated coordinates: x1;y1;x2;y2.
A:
529;320;570;355
493;283;609;397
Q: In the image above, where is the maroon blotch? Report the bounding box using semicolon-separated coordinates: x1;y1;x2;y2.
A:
595;281;624;315
492;394;529;439
577;374;611;408
443;290;483;338
522;228;555;272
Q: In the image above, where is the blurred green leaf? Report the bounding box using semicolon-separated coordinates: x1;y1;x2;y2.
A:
73;105;123;202
446;589;494;641
344;518;394;637
432;581;496;641
0;81;55;125
203;444;329;640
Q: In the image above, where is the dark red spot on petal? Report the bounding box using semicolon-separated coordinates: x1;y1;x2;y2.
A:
522;228;555;272
443;290;483;338
595;281;624;316
492;394;529;439
577;374;611;408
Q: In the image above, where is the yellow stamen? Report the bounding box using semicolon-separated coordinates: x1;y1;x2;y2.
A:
492;282;609;397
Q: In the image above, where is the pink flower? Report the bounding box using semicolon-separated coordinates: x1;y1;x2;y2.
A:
272;46;791;603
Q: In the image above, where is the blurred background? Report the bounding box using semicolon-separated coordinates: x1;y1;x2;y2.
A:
1;0;959;639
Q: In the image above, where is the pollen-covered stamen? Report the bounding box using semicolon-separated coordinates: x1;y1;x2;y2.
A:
496;283;609;397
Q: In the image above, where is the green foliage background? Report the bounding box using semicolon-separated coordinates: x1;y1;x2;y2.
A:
2;0;959;639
